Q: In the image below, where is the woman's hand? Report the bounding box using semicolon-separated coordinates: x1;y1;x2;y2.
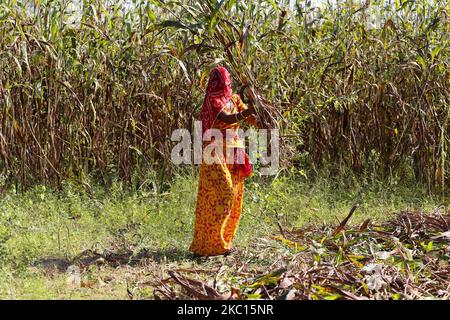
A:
243;105;256;117
246;114;264;129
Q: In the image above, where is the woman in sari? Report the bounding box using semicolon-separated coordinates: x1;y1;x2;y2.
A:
189;66;259;257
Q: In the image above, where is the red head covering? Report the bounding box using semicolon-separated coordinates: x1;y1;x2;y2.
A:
200;66;232;134
199;66;253;178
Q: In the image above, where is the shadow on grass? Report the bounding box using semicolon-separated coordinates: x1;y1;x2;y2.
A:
34;257;71;273
35;247;203;273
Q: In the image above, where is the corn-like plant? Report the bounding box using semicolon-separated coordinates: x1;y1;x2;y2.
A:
0;0;448;192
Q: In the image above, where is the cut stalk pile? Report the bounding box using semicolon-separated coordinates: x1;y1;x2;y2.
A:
153;209;449;300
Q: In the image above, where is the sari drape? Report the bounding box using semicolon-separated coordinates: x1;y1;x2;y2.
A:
190;67;252;256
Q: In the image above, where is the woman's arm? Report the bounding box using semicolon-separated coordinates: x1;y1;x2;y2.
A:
216;106;255;124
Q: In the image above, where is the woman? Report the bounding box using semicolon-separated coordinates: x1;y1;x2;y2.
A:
189;66;259;257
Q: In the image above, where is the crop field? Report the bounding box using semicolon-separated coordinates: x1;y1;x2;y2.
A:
0;0;448;300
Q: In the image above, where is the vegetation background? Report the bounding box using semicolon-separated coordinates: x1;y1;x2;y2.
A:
0;0;448;299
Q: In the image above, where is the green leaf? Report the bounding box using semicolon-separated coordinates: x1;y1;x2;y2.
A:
268;0;278;11
246;293;262;299
416;55;426;72
147;9;156;23
12;56;22;75
247;268;287;289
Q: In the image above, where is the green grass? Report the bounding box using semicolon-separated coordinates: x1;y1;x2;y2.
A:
0;173;444;299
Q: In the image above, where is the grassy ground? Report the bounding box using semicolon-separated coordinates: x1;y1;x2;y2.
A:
0;172;445;299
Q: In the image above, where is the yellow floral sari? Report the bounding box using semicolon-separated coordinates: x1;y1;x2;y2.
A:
189;94;251;256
